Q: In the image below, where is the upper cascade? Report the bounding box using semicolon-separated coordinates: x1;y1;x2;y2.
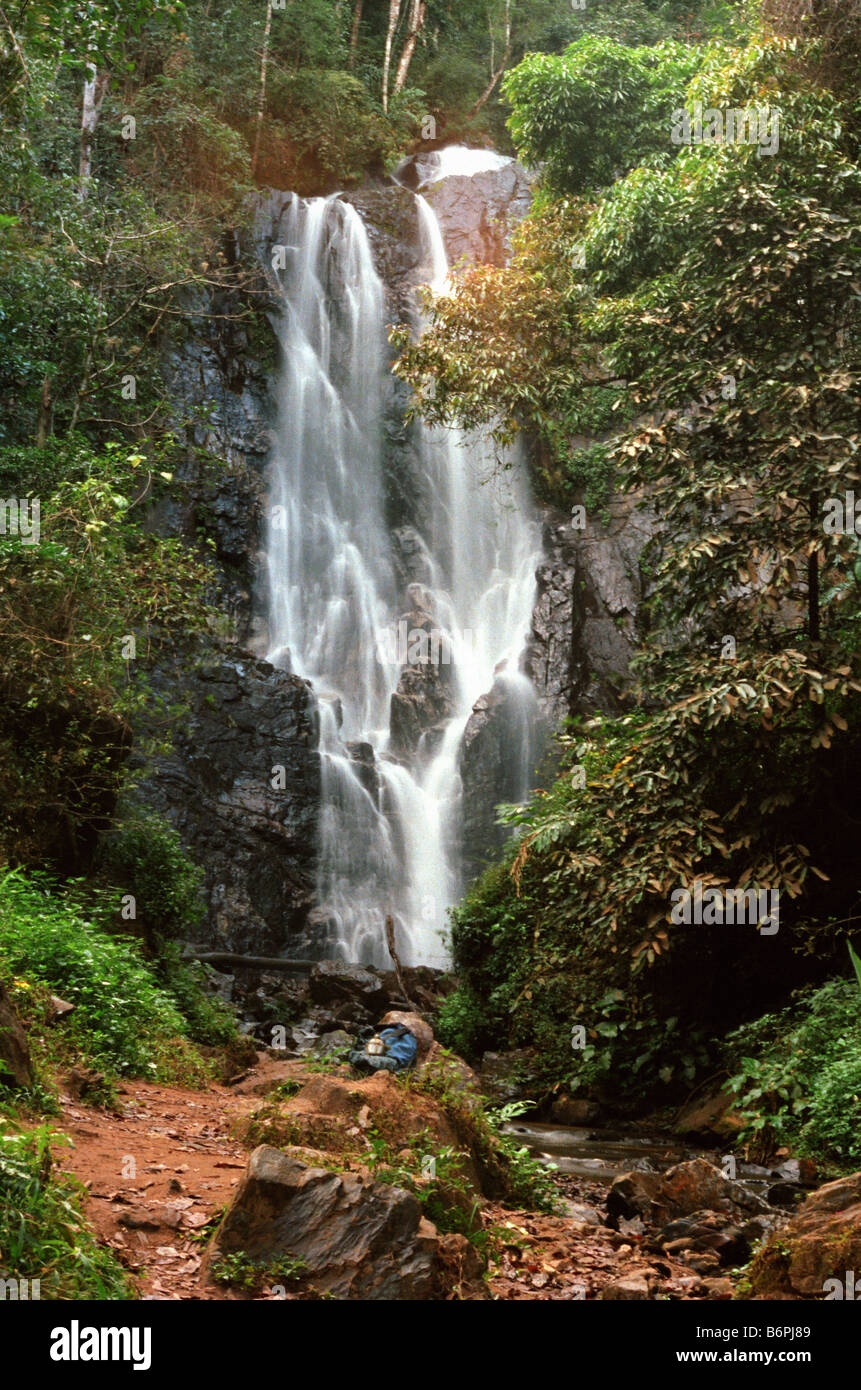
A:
398;144;514;189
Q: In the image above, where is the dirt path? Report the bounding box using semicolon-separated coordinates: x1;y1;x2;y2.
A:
54;1055;295;1300
52;1056;725;1302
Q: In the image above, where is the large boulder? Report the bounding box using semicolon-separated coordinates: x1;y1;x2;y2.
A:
207;1146;484;1299
423;159;533;268
748;1171;861;1299
608;1157;770;1226
0;981;32;1087
309;961;388;1013
674;1083;744;1140
380;1010;434;1060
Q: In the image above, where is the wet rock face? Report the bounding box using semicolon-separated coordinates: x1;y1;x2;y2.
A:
136;650;320;956
343;183;423;324
160;268;275;643
458;678;539;883
524;494;659;724
388;608;457;757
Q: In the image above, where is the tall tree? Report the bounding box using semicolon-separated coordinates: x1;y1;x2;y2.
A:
79;60;109;196
471;0;510;114
252;0;275;177
348;0;363;68
393;0;426;96
382;0;400;112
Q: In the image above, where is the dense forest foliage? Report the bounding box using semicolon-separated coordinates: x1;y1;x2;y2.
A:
1;0;859;1194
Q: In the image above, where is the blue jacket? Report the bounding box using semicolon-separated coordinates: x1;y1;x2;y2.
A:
378;1026;418;1068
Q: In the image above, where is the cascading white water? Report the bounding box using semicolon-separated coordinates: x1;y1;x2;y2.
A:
264;175;541;969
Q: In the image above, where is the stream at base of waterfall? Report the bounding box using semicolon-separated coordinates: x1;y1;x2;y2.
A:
261;149;541;970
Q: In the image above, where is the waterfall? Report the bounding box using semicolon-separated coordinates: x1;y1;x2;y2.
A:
263;180;541;969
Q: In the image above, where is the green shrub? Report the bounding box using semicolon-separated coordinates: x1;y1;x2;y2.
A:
0;444;214;872
155;941;238;1047
0;870;187;1076
560;438;616;516
127;77;254;214
801;1048;861;1161
486;1102;562;1214
210;1249;307;1292
725;978;861;1164
98;808;205;940
258;68;420;191
0;1121;132;1299
405;1060;561;1215
435;982;500;1061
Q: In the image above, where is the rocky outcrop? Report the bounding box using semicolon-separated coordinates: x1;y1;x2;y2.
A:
524;493;659;726
308;961;389;1014
607;1158;784;1276
136;649;320;956
748;1171;861;1299
159;256;275;643
424;161;533;268
0;981;32;1087
207;1144;484;1299
389;608;457;757
608;1157;771;1227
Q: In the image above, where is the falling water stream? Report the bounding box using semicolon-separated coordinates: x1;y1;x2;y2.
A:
263;150;541;969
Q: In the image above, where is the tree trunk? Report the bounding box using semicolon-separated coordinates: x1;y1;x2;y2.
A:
36;373;52;447
393;0;426;95
808;493;821;642
79;61;109;197
382;0;400;113
252;0;274;178
180;951;316;972
348;0;363;69
471;0;511;115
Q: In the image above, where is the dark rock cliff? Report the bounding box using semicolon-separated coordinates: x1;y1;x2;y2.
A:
134;649;320;956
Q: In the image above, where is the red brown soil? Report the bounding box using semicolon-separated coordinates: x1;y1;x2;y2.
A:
51;1053;729;1302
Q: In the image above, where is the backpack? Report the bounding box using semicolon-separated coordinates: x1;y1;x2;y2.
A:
349;1024;418;1074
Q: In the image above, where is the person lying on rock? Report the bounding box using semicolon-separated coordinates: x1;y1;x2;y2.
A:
349;1021;418;1074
